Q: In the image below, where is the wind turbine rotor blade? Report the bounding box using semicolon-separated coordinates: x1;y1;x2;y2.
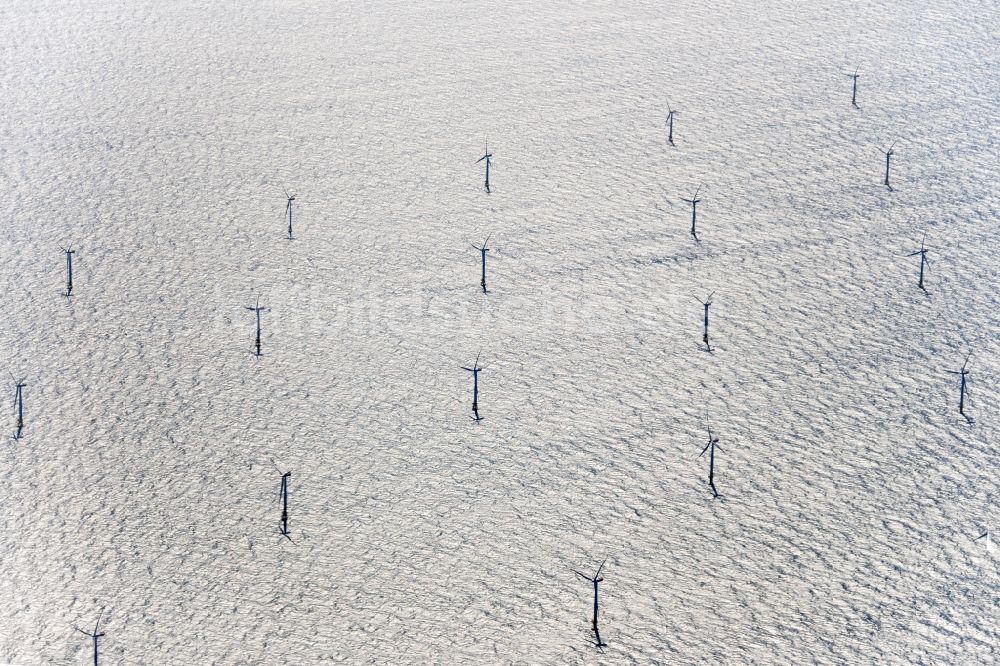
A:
594;558;607;579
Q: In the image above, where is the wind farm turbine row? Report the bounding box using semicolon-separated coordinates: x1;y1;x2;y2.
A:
7;64;989;661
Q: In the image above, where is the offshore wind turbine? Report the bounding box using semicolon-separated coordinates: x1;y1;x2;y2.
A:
694;291;715;351
76;610;107;666
12;375;26;440
62;246;76;297
681;186;702;240
573;559;608;649
699;427;723;498
946;354;971;419
279;471;292;540
666;104;678;145
905;234;930;291
472;234;492;293
477;140;493;193
245;292;265;357
975;529;991;559
845;67;860;108
284;189;296;240
461;350;484;422
879;142;896;190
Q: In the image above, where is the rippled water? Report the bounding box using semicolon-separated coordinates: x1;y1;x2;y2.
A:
1;1;997;663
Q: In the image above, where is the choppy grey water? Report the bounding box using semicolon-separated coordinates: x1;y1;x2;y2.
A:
1;1;998;663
